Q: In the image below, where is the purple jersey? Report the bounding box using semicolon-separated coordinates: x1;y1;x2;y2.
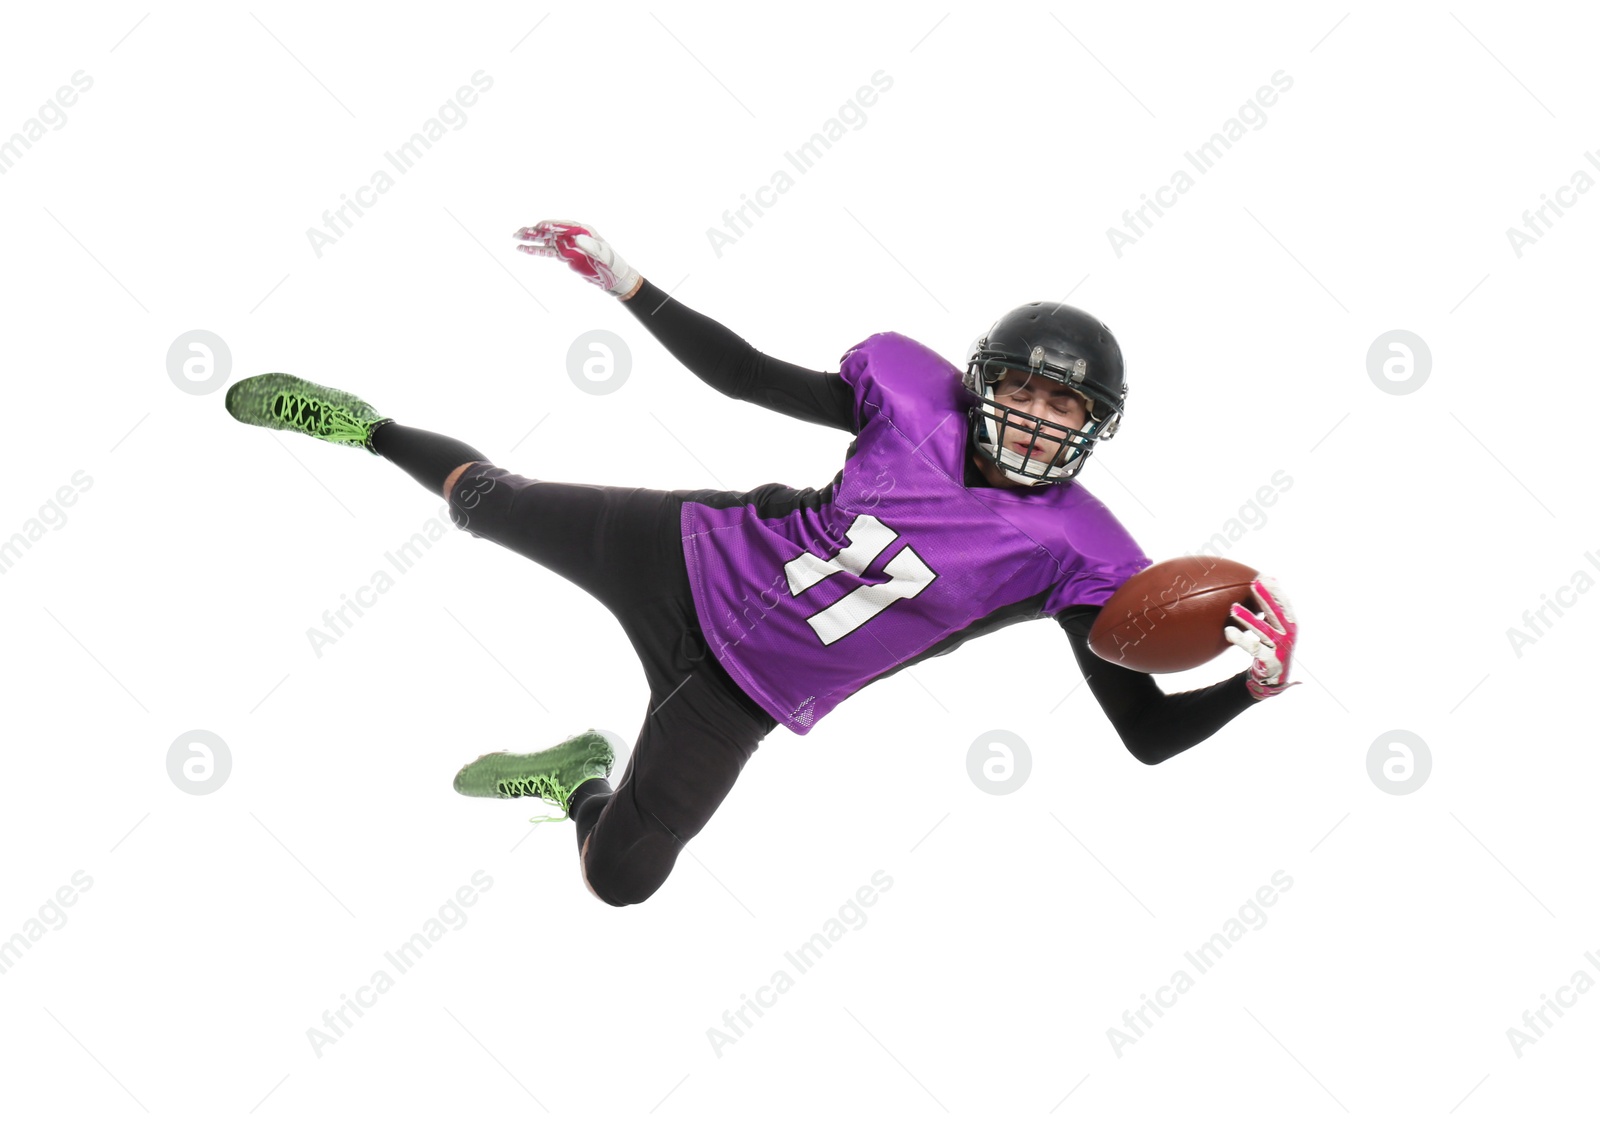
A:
679;331;1151;734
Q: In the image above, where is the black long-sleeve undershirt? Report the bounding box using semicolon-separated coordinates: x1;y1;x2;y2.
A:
1055;606;1259;764
620;276;1262;764
622;277;858;433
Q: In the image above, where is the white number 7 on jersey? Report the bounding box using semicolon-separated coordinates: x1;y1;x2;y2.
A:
782;513;936;645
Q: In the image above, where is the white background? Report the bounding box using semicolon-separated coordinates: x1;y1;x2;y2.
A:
1;2;1595;1123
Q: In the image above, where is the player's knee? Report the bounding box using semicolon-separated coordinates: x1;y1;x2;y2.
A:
441;460;479;499
580;840;669;908
581;855;622;906
581;839;649;907
582;863;653;908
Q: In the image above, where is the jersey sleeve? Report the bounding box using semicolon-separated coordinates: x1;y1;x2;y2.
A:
837;331;967;433
837;332;893;427
1042;551;1150;616
1041;492;1152;616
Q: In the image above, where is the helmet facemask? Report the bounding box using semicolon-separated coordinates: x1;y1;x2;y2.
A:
966;358;1116;486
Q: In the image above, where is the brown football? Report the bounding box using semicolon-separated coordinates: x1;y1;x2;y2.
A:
1088;556;1259;673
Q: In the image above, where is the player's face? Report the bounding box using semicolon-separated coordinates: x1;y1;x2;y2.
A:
990;368;1089;473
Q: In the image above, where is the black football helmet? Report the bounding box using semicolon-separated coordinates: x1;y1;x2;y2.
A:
962;301;1128;486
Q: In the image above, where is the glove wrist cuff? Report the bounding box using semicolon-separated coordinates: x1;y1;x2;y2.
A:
1246;677;1301;701
605;262;642;298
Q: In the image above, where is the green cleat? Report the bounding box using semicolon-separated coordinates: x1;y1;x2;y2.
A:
452;729;616;824
224;373;393;454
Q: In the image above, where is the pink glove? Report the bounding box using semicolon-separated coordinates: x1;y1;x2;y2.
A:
1225;576;1301;701
513;219;641;298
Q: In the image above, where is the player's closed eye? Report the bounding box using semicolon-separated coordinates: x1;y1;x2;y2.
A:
1008;385;1083;413
997;372;1077;405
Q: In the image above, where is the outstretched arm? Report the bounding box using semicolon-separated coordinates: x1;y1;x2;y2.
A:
1055;605;1260;765
620;277;857;434
515;220;857;433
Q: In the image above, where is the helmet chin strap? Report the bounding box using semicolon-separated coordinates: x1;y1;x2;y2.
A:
995;443;1072;486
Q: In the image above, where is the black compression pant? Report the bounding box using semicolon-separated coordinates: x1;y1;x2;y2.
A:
373;421;777;906
369;420;486;495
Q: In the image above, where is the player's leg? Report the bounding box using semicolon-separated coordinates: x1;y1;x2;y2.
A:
569;615;776;906
227;370;780;894
436;460;694;615
367;418;488;498
443;460;475;498
227;372;647;612
442;478;779;904
564;501;777;906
